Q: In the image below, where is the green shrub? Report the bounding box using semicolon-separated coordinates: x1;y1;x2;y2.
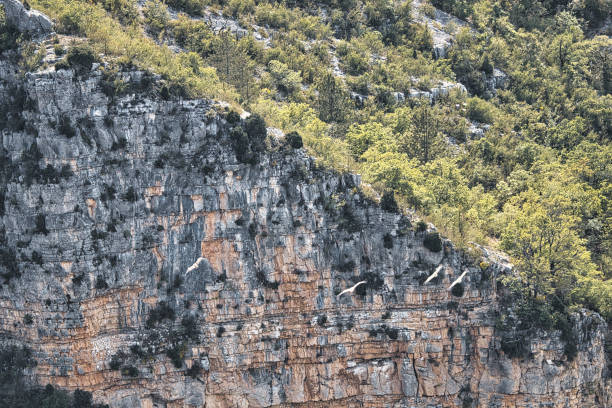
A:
285;131;303;149
451;282;464;297
245;113;267;152
143;0;169;34
109;353;122;370
92;0;139;26
165;0;205;15
481;55;493;75
129;344;145;358
466;97;495;124
0;5;20;51
255;269;279;289
423;232;442;252
31;250;43;265
383;233;393;249
501;336;530;359
56;44;98;73
121;365;138;377
95;277;108;289
226;110;241;125
23;313;33;325
111;137;127;151
181;315;199;339
123;186;137;202
231;126;252;163
380;190;399;213
166;345;184;368
0;247;19;282
186;361;202;378
416;220;427;232
53;43;65;56
146;301;175;328
58;115;76;138
73;389;93;408
35;214;49;235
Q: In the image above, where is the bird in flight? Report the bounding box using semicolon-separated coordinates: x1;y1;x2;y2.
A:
337;280;367;298
448;270;468;290
186;257;206;274
424;265;444;284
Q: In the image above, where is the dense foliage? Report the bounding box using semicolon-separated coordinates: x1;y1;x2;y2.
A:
0;346;107;408
17;0;612;326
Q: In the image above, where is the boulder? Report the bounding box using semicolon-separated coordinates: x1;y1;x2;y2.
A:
1;0;53;37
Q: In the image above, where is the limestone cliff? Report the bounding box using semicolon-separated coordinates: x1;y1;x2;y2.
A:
0;22;610;408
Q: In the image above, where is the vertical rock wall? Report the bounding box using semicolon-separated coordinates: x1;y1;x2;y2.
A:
0;57;608;407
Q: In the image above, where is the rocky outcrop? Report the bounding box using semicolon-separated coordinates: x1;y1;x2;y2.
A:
407;80;467;102
0;44;609;408
0;0;53;37
412;0;471;59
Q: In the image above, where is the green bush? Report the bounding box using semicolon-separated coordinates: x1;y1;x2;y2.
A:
0;247;19;282
92;0;139;26
338;204;361;233
245;113;267;152
109;353;122;370
123;186;137;202
166;344;184;368
143;0;169;34
95;277;108;289
416;220;427;232
226;110;241;125
111;137;127;151
31;250;43;265
186;361;202;378
121;365;138;377
451;282;464;297
165;0;205;15
481;55;493;75
466;97;495;124
380;190;399;213
73;389;93;408
423;232;442;252
35;214;49;235
231;126;251;163
501;336;530;359
58;115;76;138
56;44;98;73
383;233;393;249
181;315;199;339
255;269;279;289
0;5;20;51
146;301;176;328
285;131;303;149
53;43;65;56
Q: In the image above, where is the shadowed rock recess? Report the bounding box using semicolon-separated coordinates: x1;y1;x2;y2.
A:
0;43;610;408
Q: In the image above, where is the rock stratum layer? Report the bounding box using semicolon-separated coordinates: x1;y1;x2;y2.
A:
0;45;609;407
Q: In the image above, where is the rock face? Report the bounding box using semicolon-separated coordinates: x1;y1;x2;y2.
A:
0;53;609;407
0;0;53;37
